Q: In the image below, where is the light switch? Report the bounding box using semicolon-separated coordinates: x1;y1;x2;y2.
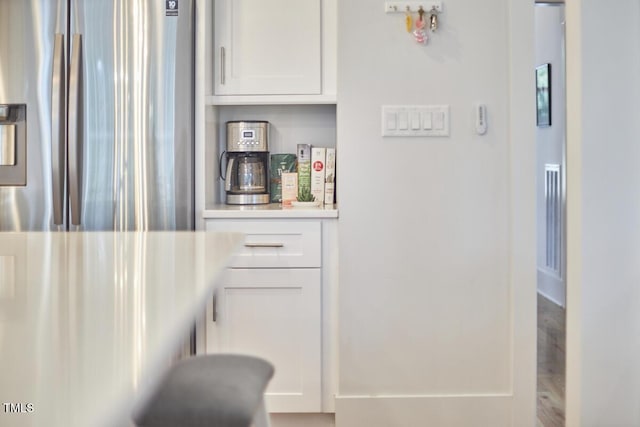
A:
382;105;449;137
397;112;409;130
433;112;445;130
411;112;421;130
422;112;433;130
385;112;397;130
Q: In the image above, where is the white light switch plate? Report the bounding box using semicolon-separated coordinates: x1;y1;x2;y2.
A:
381;105;450;137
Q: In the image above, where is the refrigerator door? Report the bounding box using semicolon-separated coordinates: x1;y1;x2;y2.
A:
0;0;68;231
70;0;195;231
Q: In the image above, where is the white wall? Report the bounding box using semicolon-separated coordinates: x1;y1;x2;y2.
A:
535;5;566;306
565;0;640;425
336;1;536;425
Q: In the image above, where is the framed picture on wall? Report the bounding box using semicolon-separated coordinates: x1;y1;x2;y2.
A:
536;63;551;127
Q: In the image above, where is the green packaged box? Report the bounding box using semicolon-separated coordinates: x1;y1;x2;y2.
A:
296;144;312;200
270;154;297;203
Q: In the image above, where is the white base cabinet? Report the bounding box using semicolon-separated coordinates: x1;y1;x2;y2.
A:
207;268;322;412
204;218;336;413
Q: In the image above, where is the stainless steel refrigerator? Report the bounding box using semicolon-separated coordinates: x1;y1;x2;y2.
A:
0;0;194;231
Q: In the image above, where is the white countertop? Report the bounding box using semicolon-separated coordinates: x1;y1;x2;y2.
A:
0;231;243;427
203;203;339;219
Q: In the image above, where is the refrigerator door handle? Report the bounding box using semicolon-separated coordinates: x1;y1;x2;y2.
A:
68;34;83;226
51;34;66;226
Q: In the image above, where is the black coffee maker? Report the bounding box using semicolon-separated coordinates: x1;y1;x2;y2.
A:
223;121;270;205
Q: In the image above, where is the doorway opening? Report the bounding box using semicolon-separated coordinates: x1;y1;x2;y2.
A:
534;1;566;426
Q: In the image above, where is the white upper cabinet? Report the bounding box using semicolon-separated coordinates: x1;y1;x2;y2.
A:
214;0;322;96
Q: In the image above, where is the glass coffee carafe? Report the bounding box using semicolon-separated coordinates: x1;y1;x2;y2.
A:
231;155;265;192
224;152;270;204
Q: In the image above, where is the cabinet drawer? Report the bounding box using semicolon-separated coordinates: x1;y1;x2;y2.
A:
205;220;321;268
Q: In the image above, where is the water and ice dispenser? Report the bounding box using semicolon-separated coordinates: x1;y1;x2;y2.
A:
0;104;26;186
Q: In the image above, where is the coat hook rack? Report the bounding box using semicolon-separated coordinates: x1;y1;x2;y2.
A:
386;1;443;45
384;1;443;14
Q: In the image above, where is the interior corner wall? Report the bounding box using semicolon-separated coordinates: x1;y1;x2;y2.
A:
535;5;566;306
335;0;534;425
565;1;640;426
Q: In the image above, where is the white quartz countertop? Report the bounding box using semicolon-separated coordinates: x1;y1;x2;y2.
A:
0;231;243;427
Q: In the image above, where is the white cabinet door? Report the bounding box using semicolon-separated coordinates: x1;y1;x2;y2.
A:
207;268;322;412
214;0;322;95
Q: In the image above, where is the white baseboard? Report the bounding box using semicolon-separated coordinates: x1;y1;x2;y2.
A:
270;413;335;427
335;395;512;427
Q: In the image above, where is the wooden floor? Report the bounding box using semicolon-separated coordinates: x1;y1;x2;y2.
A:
537;294;566;427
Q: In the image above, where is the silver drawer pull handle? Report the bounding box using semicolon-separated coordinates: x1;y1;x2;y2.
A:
244;243;284;248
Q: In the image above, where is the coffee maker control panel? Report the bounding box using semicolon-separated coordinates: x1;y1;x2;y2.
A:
226;121;269;152
238;130;260;146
